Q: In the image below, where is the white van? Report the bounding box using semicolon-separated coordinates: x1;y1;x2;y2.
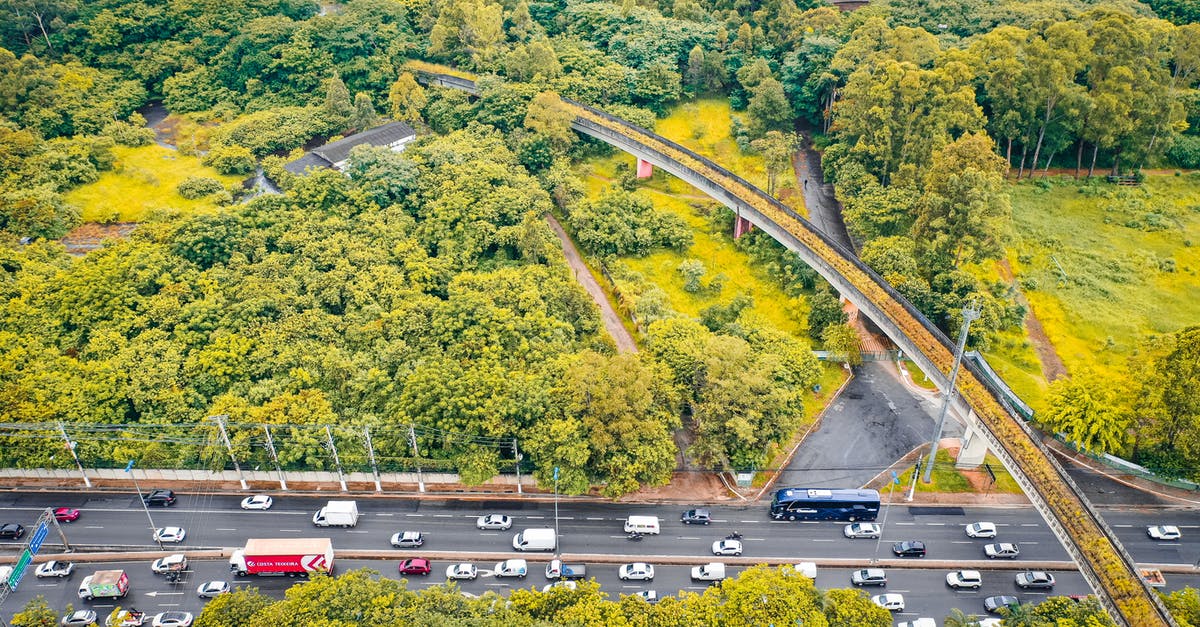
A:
512;528;557;551
624;515;661;534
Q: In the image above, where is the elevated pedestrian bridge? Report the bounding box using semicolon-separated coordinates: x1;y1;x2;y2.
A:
411;66;1174;626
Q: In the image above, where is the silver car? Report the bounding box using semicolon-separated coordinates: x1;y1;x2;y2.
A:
36;560;74;578
197;581;230;598
843;522;881;539
476;514;512;530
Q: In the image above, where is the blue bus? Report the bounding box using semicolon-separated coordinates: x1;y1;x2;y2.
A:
769;488;881;521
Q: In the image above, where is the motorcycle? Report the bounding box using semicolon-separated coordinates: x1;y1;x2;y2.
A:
725;531;743;540
627;531;644;541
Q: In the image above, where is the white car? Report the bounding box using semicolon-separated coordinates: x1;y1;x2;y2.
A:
541;580;578;592
984;543;1020;559
390;531;425;548
61;610;97;626
197;581;230;598
965;522;997;538
153;527;186;543
843;522;881;539
240;495;273;510
151;554;187;574
446;563;478;580
946;570;983;589
872;593;905;611
151;613;193;627
897;620;938;627
1148;525;1182;541
636;590;659;603
36;560;74;578
618;562;655;581
711;539;743;556
476;514;512;530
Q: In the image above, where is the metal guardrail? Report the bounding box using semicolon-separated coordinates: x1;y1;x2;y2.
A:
412;67;1174;626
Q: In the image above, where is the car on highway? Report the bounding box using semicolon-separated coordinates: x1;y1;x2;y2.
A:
152;554;187;574
843;522;881;539
946;570;983;589
851;568;887;586
399;558;432;576
54;507;81;522
618;563;655;581
493;559;527;578
197;581;230;598
965;522;997;538
153;527;186;543
636;590;659;604
240;495;273;510
892;540;926;557
1016;571;1056;589
106;609;147;626
142;490;176;507
711;539;743;556
390;531;425;548
150;612;193;627
977;619;1004;627
897;620;937;627
36;560;75;578
446;563;478;580
872;593;905;611
984;543;1020;559
542;580;578;592
681;508;711;525
61;610;97;626
476;514;512;530
0;523;25;539
984;595;1019;614
1148;525;1181;540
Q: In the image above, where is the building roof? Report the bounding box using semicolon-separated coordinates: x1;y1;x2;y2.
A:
283;152;333;175
311;121;417;165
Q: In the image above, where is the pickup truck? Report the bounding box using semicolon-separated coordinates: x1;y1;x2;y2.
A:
545;559;586;580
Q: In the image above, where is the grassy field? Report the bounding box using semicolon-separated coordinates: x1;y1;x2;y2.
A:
999;174;1200;389
883;450;1024;495
65;144;245;223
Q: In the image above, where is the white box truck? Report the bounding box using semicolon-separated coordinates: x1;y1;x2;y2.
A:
230;538;335;578
312;501;359;527
512;528;557;551
691;562;726;582
623;515;660;534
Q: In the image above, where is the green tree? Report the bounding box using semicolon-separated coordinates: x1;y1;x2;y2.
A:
745;77;792;138
388;72;427;124
351;92;378;131
1039;367;1131;454
195;587;275;627
806;284;847;340
1163;588;1200;627
750;130;800;196
523;91;576;153
10;596;57;627
632;61;682;115
821;323;862;366
323;73;353;132
202;144;257;176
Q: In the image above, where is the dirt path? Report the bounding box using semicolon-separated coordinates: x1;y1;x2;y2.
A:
545;214;638;354
997;259;1068;381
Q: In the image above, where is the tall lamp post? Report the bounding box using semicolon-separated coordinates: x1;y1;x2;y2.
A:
873;471;900;561
126;460;163;550
922;302;980;484
553;466;561;558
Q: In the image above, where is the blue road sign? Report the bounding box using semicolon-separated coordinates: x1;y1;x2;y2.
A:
892;471;900;485
29;521;49;555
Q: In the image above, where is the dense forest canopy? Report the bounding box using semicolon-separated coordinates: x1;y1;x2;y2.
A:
0;0;1198;487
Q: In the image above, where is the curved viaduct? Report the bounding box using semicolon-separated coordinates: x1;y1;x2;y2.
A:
413;68;1174;627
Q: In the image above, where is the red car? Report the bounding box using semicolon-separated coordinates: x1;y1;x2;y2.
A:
398;558;431;576
54;508;80;523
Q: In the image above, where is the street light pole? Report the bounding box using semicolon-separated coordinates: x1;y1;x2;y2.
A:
553;466;560;558
125;460;163;550
922;301;980;484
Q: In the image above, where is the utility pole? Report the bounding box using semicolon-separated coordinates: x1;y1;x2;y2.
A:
125;460;163;550
262;424;286;490
57;422;90;488
364;426;382;492
512;438;523;495
210;414;247;490
553;466;561;558
923;301;981;484
325;426;347;492
408;425;425;493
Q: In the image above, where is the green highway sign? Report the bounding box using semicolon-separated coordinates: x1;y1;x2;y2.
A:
8;548;31;590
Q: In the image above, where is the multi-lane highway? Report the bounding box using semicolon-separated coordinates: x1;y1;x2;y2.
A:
1;491;1196;623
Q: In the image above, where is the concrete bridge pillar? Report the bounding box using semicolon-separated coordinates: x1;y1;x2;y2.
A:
636;158;654;179
734;215;754;238
956;417;990;469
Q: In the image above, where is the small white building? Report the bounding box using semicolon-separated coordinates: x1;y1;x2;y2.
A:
284;121;416;176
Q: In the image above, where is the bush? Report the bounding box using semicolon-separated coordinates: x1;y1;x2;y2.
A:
202;144;257;175
103;118;156;147
1167;135;1200;169
177;176;225;199
571;190;693;256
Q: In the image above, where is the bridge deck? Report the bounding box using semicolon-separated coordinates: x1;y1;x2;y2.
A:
411;65;1174;627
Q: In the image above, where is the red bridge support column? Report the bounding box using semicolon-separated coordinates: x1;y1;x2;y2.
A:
636;158;654;179
733;215;754;238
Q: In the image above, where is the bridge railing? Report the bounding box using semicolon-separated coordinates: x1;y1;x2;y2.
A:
411;66;1174;626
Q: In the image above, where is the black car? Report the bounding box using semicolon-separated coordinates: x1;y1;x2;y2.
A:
892;540;926;557
143;489;177;506
0;523;25;539
681;509;712;525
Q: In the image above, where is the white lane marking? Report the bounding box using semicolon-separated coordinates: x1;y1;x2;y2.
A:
279;529;302;532
895;522;915;525
216;528;237;532
94;605;115;608
378;513;394;517
480;533;499;536
560;517;575;520
406;514;424;517
622;585;642;589
952;541;973;544
1114;524;1133;528
799;521;818;525
739;520;759;523
811;539;835;542
434;514;452;518
587;517;604;520
527;516;544;519
678;537;701;540
686;586;707;590
745;538;765;541
769;521;790;524
347;530;369;534
485;583;509;587
1023;541;1039;545
1020;524;1038;527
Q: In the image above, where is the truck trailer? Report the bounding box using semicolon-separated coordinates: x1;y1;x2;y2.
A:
230;538;335;577
312;501;359;527
78;570;130;600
